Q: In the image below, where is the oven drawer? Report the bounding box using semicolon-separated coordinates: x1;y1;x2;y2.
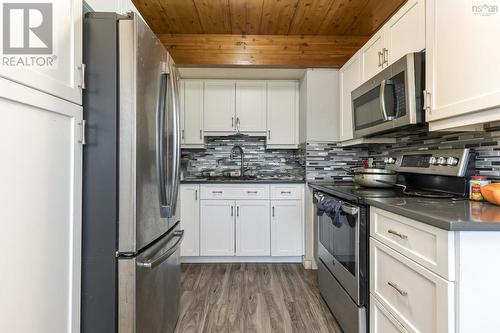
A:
370;295;409;333
270;184;303;200
370;239;454;333
370;207;454;280
200;184;270;200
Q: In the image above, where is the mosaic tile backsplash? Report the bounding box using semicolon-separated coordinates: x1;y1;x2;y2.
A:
306;125;500;182
181;136;305;180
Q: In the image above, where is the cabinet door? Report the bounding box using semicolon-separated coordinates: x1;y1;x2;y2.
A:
0;0;83;105
200;200;235;256
183;80;204;146
384;0;425;66
267;81;298;148
339;53;361;142
425;0;500;126
235;200;270;256
180;185;200;256
204;80;235;132
271;201;303;256
361;30;385;82
0;78;82;333
235;80;267;132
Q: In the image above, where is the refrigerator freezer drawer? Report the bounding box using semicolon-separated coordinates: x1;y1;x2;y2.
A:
118;225;183;333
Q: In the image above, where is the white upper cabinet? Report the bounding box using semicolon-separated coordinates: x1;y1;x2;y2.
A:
425;0;500;130
267;81;299;149
203;80;236;132
181;80;204;147
339;53;361;142
385;0;425;65
0;0;83;105
299;70;340;142
235;80;267;132
361;30;386;82
235;200;270;256
360;0;425;84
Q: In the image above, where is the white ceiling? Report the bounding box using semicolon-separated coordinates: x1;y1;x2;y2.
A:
177;67;307;80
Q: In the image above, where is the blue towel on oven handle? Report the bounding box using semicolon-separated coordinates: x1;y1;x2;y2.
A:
316;197;343;228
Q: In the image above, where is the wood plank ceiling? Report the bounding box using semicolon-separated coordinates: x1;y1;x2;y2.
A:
132;0;407;68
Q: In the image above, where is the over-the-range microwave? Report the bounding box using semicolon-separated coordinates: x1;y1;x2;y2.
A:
351;52;425;138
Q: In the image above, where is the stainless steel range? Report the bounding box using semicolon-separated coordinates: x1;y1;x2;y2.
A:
313;148;475;333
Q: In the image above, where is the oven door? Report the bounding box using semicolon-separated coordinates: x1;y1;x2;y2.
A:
317;196;362;304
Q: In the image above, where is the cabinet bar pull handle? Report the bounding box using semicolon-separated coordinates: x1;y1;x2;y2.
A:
378;51;383;67
281;191;291;194
383;48;389;64
237;206;239;217
182;129;185;140
247;191;258;194
387;281;408;296
268;130;271;140
199;129;202;139
231;206;234;216
388;229;408;240
232;117;234;129
212;191;223;194
195;189;198;201
272;206;275;217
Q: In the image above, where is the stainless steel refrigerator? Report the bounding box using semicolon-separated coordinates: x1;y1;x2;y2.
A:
82;12;182;333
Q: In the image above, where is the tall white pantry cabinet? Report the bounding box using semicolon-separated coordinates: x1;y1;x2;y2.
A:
0;1;84;332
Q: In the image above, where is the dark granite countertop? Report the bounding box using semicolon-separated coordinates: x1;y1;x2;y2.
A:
181;178;305;184
309;183;500;231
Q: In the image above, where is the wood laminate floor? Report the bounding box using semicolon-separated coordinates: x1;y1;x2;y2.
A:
174;263;343;333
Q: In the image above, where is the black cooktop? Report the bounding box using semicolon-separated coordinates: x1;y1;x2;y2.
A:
313;181;466;205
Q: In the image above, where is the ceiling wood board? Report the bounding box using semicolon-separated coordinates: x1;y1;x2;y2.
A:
160;34;368;67
132;0;406;67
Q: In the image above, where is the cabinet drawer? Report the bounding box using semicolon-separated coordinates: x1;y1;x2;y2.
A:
200;184;269;200
370;207;454;280
370;239;454;333
370;295;409;333
270;184;303;200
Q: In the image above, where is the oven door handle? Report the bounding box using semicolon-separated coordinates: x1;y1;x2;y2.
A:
341;205;358;216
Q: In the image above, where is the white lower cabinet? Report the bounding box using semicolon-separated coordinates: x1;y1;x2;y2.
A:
370;239;454;333
271;200;303;256
369;207;500;333
181;184;304;260
200;200;235;256
370;296;409;333
180;185;200;256
235;200;270;256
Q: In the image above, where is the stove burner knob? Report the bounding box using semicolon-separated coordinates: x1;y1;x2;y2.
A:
437;157;447;165
446;157;459;166
429;157;437;165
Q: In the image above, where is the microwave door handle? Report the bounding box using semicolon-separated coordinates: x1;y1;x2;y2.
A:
379;79;395;121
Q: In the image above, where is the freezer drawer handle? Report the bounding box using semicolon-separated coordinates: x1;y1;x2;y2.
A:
138;230;184;269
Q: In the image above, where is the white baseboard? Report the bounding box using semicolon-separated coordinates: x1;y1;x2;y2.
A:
181;256;302;264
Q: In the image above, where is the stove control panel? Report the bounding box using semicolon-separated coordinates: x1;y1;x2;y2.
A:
386;149;471;177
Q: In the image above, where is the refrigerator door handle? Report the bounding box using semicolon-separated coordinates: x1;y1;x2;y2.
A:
168;64;181;217
157;72;171;217
137;230;184;269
